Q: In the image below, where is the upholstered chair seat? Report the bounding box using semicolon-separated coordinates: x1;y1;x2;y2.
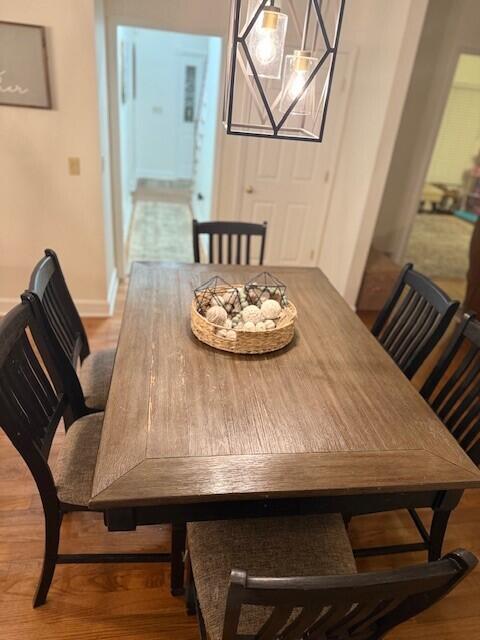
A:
78;348;116;411
188;514;356;640
54;413;104;507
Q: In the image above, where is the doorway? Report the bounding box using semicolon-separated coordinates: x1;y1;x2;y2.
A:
404;53;480;302
116;26;222;269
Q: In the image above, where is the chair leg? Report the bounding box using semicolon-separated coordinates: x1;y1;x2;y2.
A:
171;522;186;596
33;509;62;607
185;551;196;616
429;509;452;561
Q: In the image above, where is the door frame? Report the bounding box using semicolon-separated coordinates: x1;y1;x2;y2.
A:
230;45;357;267
393;44;480;266
106;16;225;279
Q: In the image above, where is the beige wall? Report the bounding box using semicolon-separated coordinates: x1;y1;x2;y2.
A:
318;0;427;306
0;0;115;315
106;0;427;307
0;0;429;313
373;0;480;264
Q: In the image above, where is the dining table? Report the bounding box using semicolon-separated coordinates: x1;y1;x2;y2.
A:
89;262;480;593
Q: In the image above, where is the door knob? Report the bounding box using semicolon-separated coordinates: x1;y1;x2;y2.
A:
245;185;254;194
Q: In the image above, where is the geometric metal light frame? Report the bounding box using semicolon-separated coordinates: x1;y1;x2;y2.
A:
223;0;346;142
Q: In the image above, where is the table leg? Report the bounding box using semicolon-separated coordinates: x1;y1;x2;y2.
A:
171;522;186;596
428;490;463;561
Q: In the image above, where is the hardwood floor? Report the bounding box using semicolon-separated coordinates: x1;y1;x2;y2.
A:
1;283;479;639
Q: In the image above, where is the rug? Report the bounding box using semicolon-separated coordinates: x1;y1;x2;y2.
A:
405;214;473;279
128;201;194;263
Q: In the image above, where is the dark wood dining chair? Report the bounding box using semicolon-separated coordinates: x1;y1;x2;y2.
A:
28;249;115;411
0;300;178;607
187;516;476;640
421;312;480;466
372;263;459;379
193;220;267;265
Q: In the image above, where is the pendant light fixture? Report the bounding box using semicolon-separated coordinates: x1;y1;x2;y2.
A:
223;0;346;142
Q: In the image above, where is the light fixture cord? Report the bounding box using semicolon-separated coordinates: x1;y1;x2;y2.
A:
301;0;313;50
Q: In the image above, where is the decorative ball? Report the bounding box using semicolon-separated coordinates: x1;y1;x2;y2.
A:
223;290;237;305
236;321;244;331
242;305;263;324
261;299;281;320
244;321;256;332
241;300;248;309
216;328;228;337
206;305;227;325
226;330;237;341
264;319;276;330
255;321;266;332
224;318;233;329
247;289;260;304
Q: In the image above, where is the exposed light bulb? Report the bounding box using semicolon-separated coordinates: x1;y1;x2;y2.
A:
246;3;288;80
288;70;308;101
254;30;277;65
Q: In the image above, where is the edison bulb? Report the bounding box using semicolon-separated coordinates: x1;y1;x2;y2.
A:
288;70;308;101
246;3;288;79
254;30;277;65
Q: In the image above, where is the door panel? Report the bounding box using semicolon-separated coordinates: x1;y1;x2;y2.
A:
239;49;355;267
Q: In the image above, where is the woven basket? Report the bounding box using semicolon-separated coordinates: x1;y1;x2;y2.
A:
191;290;297;355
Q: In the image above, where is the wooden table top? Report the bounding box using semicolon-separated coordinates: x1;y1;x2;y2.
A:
90;263;480;508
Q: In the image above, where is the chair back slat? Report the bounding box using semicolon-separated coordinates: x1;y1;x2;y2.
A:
372;264;459;379
29;249;90;367
421;313;480;465
0;304;67;463
221;550;477;639
257;606;293;639
26;250;90;420
193;220;267;266
43;280;77;360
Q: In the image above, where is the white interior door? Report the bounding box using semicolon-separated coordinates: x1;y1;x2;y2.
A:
238;50;355;266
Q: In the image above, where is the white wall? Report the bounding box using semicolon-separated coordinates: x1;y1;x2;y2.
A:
0;0;116;315
105;0;427;307
374;0;480;263
192;37;222;223
132;28;208;182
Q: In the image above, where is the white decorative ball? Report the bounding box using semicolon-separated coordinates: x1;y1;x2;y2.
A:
226;329;237;341
206;305;227;325
244;321;256;332
242;305;263;324
261;299;281;320
216;328;228;338
236;321;244;331
255;321;266;332
264;319;276;330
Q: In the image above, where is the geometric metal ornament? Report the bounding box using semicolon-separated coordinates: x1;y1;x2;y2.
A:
223;0;346;142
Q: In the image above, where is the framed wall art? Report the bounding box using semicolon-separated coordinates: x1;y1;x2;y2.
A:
0;21;52;109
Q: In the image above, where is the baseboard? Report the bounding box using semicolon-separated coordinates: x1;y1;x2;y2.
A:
74;269;119;318
0;271;119;319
